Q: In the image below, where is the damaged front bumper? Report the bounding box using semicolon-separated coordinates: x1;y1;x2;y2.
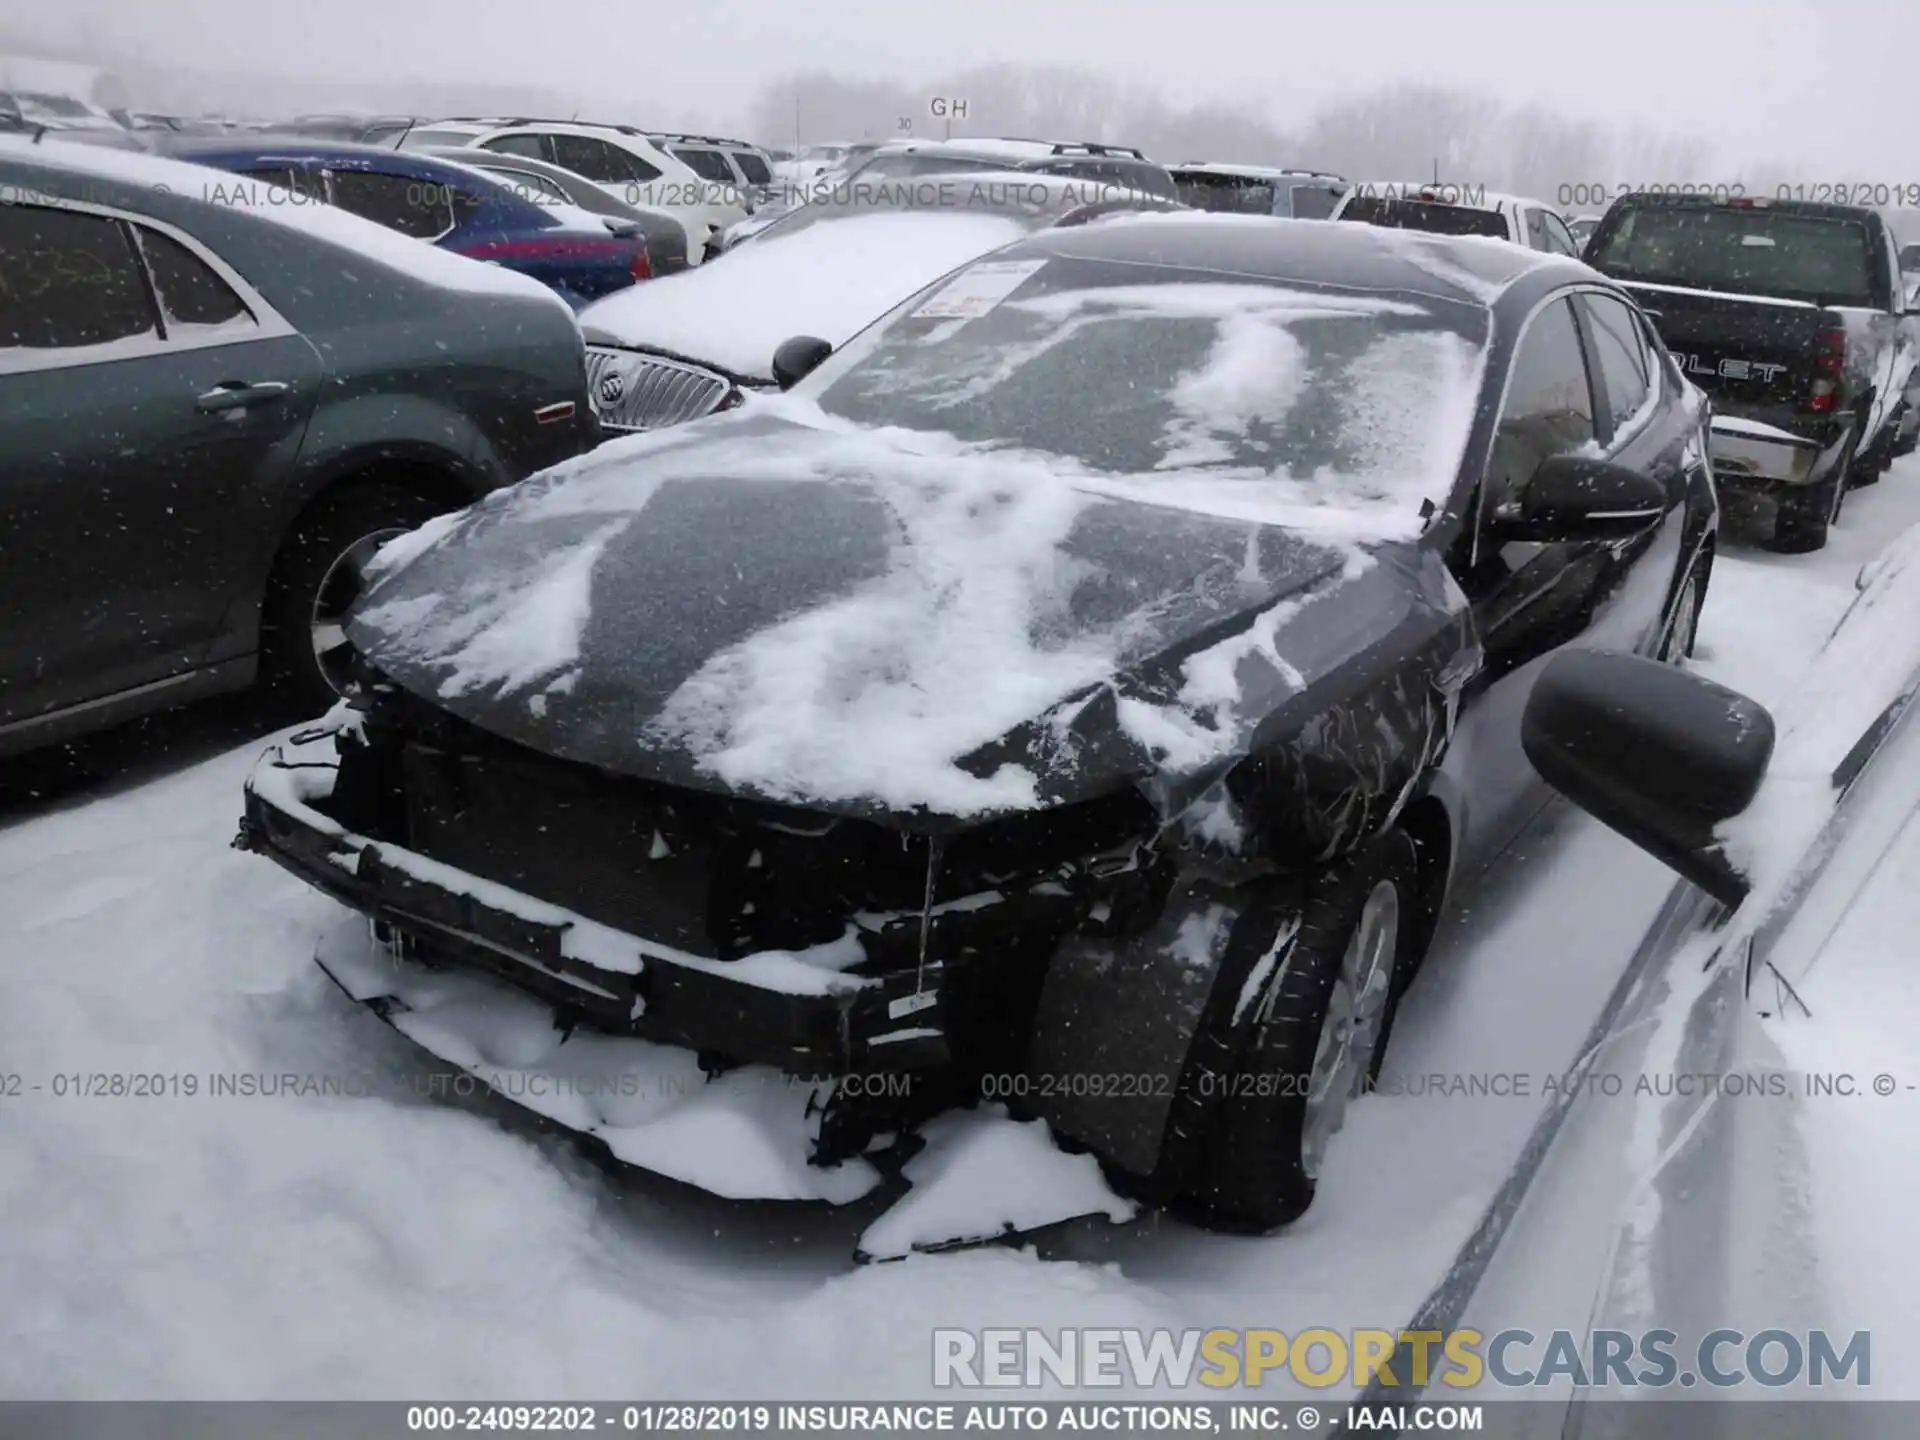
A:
242;745;921;1077
236;716;1144;1249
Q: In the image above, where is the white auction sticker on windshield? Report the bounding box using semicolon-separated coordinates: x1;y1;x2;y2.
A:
912;260;1049;320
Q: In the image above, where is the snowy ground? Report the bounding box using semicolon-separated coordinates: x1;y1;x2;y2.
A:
4;466;1919;1399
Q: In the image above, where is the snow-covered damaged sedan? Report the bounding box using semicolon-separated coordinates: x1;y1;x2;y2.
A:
237;215;1718;1256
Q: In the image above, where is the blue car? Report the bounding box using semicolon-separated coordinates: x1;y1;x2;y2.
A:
158;137;651;308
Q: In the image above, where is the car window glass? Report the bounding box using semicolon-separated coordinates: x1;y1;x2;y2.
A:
327;170;454;239
481;133;549;161
730;150;773;185
236;166;326;201
551;134;660;185
1173;173;1278;215
1487;296;1596;513
1339;195;1510;239
673;147;736;183
0;204;156;350
1541;212;1582;257
486;166;569;204
1288;184;1343;220
1577;293;1652;436
402;128;486;150
136;228;252;329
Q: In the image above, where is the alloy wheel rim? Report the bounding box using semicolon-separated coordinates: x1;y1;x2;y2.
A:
1300;879;1400;1180
311;529;403;697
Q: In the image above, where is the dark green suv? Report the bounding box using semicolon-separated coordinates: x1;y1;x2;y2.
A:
0;138;598;756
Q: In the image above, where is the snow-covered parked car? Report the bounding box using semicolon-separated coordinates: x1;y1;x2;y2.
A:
1332;182;1585;257
577;171;1182;434
236;216;1715;1256
0;135;596;751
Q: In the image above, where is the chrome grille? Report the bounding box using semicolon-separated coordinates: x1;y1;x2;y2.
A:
585;347;731;432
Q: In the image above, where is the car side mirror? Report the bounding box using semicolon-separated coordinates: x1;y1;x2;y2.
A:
771;335;833;390
1487;454;1668;544
1522;649;1774;908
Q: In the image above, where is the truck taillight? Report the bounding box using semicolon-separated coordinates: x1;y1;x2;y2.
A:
630;248;651;281
1810;326;1846;413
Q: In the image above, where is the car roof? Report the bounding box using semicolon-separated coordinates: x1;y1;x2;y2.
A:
154;135;528;192
997;212;1569;307
871;136;1152;163
1171;163;1345;182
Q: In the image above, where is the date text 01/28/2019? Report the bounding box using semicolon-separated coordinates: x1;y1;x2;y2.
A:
1556;180;1920;208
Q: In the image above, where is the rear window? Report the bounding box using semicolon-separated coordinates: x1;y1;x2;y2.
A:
400;129;483;150
673;147;738;183
1340;196;1508;239
1173;173;1278;215
1587;205;1875;308
854;151;1021;181
731;150;774;185
1285;183;1344;220
1029;158;1178;202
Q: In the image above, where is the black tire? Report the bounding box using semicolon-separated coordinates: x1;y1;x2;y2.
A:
261;480;454;713
1658;548;1710;664
1766;444;1851;554
1180;828;1424;1234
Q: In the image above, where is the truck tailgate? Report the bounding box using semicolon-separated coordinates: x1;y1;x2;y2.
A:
1619;279;1826;432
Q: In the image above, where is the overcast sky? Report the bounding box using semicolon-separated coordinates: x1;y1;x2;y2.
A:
22;0;1920;175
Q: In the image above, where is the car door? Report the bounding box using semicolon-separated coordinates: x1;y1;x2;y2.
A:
0;199;324;728
1438;292;1623;864
547;134;663;207
1567;288;1693;649
1873;225;1916;438
1540;211;1584;259
1520;205;1550;251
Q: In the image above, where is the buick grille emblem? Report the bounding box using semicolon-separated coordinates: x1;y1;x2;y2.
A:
597;371;626;408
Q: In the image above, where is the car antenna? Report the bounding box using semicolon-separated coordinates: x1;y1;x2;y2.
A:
31;123;46;144
393;118;417;149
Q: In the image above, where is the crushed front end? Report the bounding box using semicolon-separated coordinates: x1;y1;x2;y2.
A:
236;681;1172;1184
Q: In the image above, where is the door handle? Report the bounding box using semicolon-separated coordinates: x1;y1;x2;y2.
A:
196;381;290;413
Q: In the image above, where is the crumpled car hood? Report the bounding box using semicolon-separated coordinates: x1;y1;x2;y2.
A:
348;408;1439;825
576;209;1035;382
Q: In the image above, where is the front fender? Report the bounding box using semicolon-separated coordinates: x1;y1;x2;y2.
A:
1024;871;1304;1183
214;396;509;658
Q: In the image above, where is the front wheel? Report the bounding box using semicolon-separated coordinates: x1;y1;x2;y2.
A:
1180;829;1424;1233
262;481;455;713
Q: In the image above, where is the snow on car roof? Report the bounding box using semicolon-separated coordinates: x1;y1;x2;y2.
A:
581;206;1035;379
1171;163;1343;181
1346;182;1551;212
0;134;575;315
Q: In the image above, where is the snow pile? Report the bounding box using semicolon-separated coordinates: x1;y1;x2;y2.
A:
353;518;630;703
856;1108;1137;1262
317;921;881;1203
579;210;1032;379
0;136;572;314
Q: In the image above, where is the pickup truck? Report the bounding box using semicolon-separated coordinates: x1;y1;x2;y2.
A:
1584;194;1918;552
